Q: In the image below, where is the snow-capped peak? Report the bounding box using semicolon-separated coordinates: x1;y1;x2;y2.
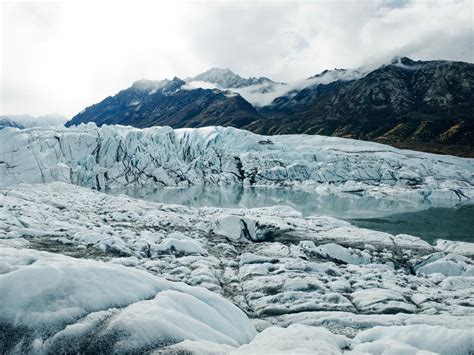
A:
191;68;277;89
307;66;371;86
192;68;243;88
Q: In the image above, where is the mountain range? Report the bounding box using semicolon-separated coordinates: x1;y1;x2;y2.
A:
0;114;66;129
65;57;474;157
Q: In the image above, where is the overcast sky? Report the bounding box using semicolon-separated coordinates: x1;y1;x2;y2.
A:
1;0;473;117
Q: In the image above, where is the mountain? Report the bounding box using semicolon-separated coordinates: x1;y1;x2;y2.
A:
66;77;263;128
187;68;287;107
251;57;474;156
66;58;474;156
0;113;66;129
0;117;24;129
191;67;277;88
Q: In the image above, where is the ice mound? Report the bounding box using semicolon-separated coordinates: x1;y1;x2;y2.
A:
351;324;474;355
414;252;474;276
234;324;351;354
0;248;256;353
166;324;473;354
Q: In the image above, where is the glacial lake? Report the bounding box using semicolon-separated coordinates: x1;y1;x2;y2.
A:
108;185;474;245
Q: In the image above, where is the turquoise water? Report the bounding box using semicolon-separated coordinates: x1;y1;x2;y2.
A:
350;205;474;245
108;185;474;244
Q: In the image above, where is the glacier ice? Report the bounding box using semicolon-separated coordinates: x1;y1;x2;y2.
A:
1;124;473;203
350;324;474;355
0;248;256;353
1;124;473;353
1;182;473;353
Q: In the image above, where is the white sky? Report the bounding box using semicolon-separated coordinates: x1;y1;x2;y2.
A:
1;0;473;117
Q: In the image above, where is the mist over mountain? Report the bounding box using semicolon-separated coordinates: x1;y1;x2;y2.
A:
191;68;278;89
66;57;474;156
0;113;66;129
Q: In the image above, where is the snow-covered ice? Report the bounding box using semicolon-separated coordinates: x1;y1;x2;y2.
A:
1;125;473;202
0;247;256;353
0;125;473;353
1;182;473;353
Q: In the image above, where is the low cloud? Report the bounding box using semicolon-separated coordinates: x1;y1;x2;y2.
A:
1;0;472;117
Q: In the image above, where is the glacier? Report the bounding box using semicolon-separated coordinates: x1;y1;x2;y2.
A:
1;124;473;201
1;182;473;353
1;125;474;354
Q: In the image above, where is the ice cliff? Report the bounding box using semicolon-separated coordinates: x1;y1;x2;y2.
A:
1;124;473;201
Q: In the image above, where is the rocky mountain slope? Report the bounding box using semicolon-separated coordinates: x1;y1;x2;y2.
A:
252;57;474;156
66;58;474;156
66;77;263;129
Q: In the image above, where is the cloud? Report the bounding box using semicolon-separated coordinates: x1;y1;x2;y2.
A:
1;0;472;117
186;0;473;80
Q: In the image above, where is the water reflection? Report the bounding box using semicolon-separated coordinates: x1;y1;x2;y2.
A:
108;185;473;243
111;185;451;217
351;205;474;244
